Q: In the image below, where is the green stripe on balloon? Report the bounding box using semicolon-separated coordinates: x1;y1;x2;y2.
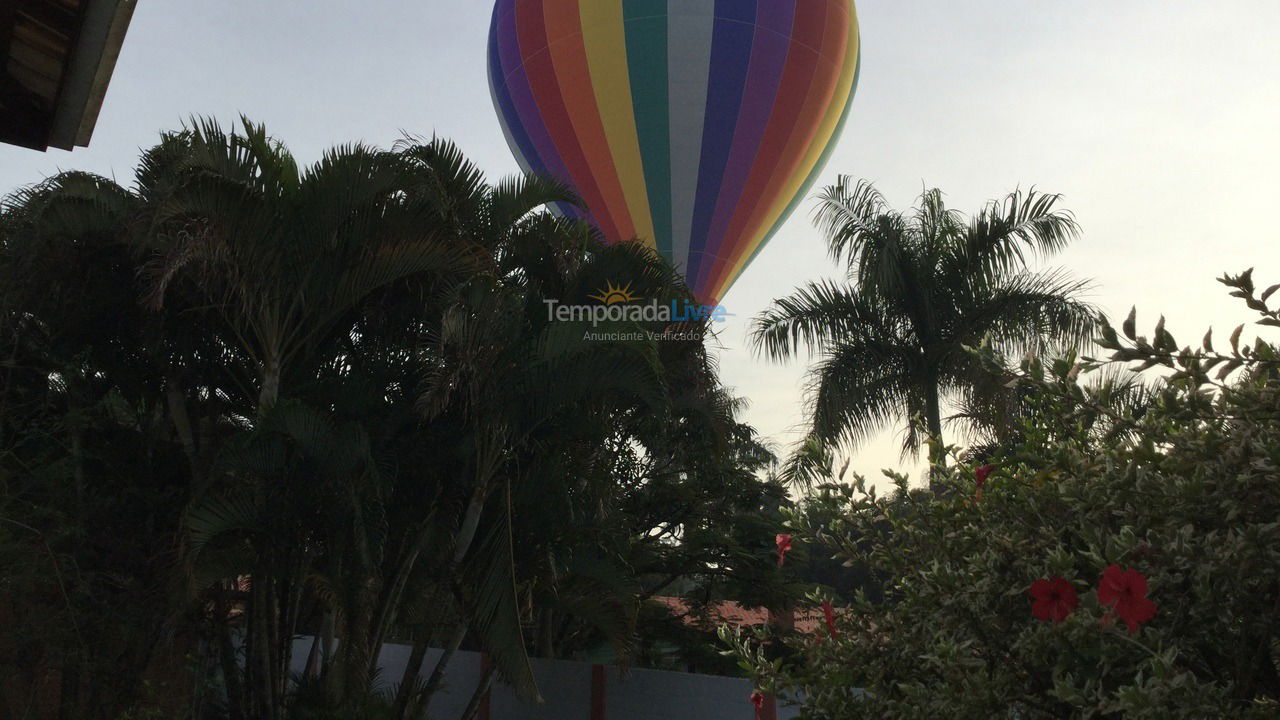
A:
623;0;671;258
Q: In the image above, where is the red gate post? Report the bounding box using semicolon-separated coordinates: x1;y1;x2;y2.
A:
478;654;493;720
590;664;607;720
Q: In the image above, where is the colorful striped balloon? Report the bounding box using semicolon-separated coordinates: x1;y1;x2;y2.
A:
488;0;860;304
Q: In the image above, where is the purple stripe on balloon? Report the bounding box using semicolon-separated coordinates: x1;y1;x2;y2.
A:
496;3;582;219
495;2;545;175
686;0;759;287
490;4;538;174
693;0;795;292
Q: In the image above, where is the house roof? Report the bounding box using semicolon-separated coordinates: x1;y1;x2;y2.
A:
653;596;834;635
0;0;135;151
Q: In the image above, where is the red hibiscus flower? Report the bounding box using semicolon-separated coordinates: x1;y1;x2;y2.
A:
1097;565;1157;634
750;691;765;720
975;464;995;500
822;600;839;638
775;533;793;568
1029;577;1079;623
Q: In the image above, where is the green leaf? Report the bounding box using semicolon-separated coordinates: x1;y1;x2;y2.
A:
1123;307;1137;341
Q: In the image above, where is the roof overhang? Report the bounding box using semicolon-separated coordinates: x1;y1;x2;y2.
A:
0;0;136;152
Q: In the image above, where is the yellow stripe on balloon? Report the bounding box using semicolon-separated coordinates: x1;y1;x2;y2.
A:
715;8;861;300
577;0;656;249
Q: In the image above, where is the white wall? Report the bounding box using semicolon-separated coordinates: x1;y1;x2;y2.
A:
290;638;803;720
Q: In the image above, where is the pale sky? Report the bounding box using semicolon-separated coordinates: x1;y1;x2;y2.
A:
2;1;1278;485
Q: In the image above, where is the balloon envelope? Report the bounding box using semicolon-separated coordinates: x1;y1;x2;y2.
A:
488;0;860;303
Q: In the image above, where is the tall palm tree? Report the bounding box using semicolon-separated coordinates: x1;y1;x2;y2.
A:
5;118;495;720
753;179;1096;480
395;241;685;719
144;118;485;415
0;120;793;720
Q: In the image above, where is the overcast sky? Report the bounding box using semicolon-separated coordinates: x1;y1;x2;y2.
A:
3;1;1278;485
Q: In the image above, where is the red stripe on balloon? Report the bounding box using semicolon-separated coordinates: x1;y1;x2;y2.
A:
495;3;571;197
706;0;840;293
542;0;635;242
516;1;622;241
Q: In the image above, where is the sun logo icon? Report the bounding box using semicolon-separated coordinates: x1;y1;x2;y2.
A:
589;281;640;305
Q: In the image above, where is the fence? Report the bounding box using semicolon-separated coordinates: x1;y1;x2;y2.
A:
291;639;802;720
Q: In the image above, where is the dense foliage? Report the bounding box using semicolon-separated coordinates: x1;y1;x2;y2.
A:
0;119;789;720
728;275;1280;718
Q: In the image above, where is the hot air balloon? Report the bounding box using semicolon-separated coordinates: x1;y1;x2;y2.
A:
488;0;861;304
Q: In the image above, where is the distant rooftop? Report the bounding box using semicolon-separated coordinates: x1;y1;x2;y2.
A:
0;0;135;151
653;596;834;635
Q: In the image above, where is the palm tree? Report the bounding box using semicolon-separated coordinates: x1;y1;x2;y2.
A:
0;120;796;720
395;243;685;719
144;119;486;415
4;118;495;719
753;179;1096;481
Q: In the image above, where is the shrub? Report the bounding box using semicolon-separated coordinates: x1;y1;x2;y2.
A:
725;272;1280;718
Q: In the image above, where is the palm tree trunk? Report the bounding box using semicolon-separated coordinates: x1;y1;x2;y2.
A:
165;376;198;472
258;355;281;413
369;517;438;673
412;624;468;719
924;378;946;488
458;661;496;720
400;479;489;705
390;630;430;720
453;483;489;567
538;607;557;659
243;350;281;718
214;587;245;720
273;586;288;719
394;438;502;720
56;649;82;720
0;680;15;720
391;623;467;720
67;402;85;517
251;576;274;719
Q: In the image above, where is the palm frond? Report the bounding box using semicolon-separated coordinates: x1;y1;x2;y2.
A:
186;490;262;558
461;500;540;702
807;339;916;455
960;188;1080;277
812;176;887;266
953;268;1098;358
775;434;842;491
751;280;872;362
